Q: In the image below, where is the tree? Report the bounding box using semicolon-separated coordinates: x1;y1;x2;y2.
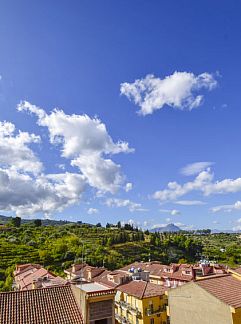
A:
117;221;121;229
34;219;42;227
11;217;21;227
96;222;102;227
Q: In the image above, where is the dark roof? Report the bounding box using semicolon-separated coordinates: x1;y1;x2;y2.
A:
0;285;84;324
196;274;241;309
117;280;166;299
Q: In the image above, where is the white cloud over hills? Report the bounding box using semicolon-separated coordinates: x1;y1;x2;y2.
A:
0;101;135;218
153;167;241;202
120;71;217;115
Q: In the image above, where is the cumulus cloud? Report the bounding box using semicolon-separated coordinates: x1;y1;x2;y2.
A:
0;121;42;174
211;201;241;213
105;198;147;212
153;168;241;202
159;209;180;216
175;200;205;206
18;101;134;193
180;162;214;176
120;71;217;115
87;208;99;215
0;168;86;217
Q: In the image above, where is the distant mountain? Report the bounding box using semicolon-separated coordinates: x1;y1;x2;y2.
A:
150;223;181;233
211;228;241;234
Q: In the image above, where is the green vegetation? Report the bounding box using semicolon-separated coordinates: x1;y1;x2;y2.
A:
0;218;240;291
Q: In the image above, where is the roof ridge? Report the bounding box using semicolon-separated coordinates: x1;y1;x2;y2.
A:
194;274;230;282
0;284;70;295
141;281;148;299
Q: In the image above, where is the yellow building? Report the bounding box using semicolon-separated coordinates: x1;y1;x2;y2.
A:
115;280;168;324
168;274;241;324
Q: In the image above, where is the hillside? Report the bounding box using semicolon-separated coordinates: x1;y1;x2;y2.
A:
0;218;240;292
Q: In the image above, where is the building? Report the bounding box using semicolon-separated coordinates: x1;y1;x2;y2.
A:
0;282;116;324
14;264;67;290
71;282;116;324
168;274;241;324
64;263;106;282
115;280;168;324
120;261;227;287
0;285;84;324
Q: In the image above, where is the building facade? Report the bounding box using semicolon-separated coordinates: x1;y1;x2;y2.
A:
168;274;241;324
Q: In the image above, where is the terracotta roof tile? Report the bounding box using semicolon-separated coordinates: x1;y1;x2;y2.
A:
117;280;166;299
196;274;241;309
0;285;84;324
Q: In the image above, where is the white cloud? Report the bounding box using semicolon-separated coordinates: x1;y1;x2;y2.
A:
233;226;241;231
0;121;42;174
180;162;214;176
87;208;99;215
175;200;205;206
18;101;134;193
165;217;171;222
159;209;180;216
125;182;133;192
120;71;217;115
105;198;147;212
0;168;86;217
211;200;241;213
153;168;241;202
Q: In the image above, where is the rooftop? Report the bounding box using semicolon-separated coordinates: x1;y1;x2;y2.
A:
77;282;111;292
196;274;241;309
117;280;167;299
0;285;84;324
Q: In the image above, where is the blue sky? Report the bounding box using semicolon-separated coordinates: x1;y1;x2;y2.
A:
0;0;241;230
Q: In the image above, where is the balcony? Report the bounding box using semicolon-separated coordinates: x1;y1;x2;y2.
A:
145;305;167;316
116;300;142;318
115;313;132;324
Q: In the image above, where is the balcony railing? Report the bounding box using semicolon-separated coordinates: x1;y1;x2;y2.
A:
145;305;167;316
115;313;132;324
116;300;142;318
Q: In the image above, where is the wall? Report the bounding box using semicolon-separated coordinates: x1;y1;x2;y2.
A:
168;282;233;324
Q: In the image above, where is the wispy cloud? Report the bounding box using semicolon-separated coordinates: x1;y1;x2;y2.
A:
175;200;206;206
121;71;217;115
159;209;180;216
180;162;214;176
211;201;241;213
87;208;99;215
105;198;147;212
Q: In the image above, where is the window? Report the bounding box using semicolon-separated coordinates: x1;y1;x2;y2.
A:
150;319;154;324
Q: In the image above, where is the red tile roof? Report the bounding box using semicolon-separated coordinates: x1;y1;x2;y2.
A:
232;267;241;275
0;285;84;324
196;274;241;309
117;280;167;299
120;262;195;282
